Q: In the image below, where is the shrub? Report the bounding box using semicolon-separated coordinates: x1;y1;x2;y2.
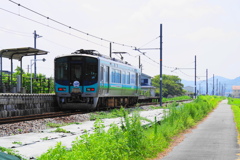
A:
38;96;223;160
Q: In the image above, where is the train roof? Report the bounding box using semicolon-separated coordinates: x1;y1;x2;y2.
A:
55;49;137;68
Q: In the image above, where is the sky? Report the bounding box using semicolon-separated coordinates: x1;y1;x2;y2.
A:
0;0;240;82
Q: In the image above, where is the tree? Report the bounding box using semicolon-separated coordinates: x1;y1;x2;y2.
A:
152;74;185;97
1;66;54;93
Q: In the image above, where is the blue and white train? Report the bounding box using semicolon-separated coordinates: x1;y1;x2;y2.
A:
54;49;141;110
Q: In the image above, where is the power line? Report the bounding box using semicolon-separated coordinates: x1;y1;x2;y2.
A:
8;0;138;49
1;5;138;61
139;36;159;48
0;26;31;37
0;7;110;49
3;1;198;76
2;2;165;67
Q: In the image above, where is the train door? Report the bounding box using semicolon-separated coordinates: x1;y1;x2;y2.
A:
69;62;83;93
105;66;110;93
100;66;104;94
136;73;138;93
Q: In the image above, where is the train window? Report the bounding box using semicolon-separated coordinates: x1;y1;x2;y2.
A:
55;56;98;86
127;72;130;84
55;57;68;83
70;64;82;82
136;73;138;86
111;69;121;83
131;73;135;84
101;66;104;81
105;66;109;83
111;69;114;83
122;71;126;84
82;57;98;85
118;70;121;83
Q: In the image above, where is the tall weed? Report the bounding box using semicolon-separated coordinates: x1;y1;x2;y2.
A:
38;96;223;160
228;97;240;133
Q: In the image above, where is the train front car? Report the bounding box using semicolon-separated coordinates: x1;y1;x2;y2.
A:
54;50;99;110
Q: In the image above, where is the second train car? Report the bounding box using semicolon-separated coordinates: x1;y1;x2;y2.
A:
54;49;141;110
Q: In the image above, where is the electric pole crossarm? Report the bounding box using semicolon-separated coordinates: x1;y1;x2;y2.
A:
33;30;42;78
136;48;160;50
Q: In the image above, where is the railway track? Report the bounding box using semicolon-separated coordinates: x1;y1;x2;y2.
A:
0;111;84;125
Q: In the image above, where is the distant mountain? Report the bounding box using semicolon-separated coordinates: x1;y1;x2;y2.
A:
181;76;240;96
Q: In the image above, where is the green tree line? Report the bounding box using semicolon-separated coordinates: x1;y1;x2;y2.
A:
152;74;186;97
1;67;54;93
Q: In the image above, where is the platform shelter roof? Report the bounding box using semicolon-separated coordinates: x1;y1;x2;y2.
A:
0;47;48;61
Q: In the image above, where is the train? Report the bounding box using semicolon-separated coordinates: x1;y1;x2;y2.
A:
54;49;142;110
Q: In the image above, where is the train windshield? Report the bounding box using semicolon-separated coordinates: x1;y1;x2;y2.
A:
55;56;98;86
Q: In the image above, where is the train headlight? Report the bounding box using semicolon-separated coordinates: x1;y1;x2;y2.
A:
86;88;95;91
58;88;66;91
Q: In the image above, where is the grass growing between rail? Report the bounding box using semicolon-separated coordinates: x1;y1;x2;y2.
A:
37;96;223;160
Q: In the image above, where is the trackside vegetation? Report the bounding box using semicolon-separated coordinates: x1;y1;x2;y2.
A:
228;98;240;135
162;95;192;103
37;96;223;160
89;96;192;120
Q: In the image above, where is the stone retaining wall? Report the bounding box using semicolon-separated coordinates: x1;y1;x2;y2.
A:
0;94;58;118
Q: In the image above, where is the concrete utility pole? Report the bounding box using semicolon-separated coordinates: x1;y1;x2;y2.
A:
33;30;42;78
213;74;214;95
206;69;208;95
159;24;163;106
194;55;197;98
109;43;112;58
133;24;162;105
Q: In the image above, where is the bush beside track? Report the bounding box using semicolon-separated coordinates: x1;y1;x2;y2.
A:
37;95;223;160
228;98;240;143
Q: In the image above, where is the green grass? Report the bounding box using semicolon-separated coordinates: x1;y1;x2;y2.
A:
162;95;192;103
90;96;191;120
89;108;133;120
0;146;26;160
52;128;71;133
12;141;22;145
47;122;82;128
228;97;240;134
38;96;223;160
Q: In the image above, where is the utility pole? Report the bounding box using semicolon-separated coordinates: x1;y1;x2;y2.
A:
213;74;214;95
159;24;163;106
206;69;208;95
194;55;197;98
134;24;162;105
219;82;221;96
109;43;112;58
199;83;201;95
33;30;42;78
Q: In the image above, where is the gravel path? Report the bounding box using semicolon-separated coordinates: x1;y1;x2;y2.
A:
0;114;90;137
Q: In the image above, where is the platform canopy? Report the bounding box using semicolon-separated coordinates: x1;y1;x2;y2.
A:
0;47;48;61
0;47;48;93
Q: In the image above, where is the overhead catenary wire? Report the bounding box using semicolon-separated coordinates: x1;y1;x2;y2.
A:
2;1;197;78
7;0;167;67
2;1;167;69
8;0;137;49
0;26;32;37
0;7;111;49
139;36;160;48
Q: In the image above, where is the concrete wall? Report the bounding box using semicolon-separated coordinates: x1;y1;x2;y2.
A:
0;93;58;118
